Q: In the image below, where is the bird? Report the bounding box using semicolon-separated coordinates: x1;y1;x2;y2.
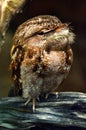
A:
10;15;75;110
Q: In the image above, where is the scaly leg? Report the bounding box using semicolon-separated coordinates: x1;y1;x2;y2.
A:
32;98;36;111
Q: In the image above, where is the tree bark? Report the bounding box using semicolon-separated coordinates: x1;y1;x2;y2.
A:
0;92;86;130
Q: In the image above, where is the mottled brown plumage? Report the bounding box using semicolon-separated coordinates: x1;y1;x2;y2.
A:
10;15;75;110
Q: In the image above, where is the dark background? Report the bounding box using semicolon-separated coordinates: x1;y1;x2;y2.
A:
0;0;86;97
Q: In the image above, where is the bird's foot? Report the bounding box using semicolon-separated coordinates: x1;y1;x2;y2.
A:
45;92;58;99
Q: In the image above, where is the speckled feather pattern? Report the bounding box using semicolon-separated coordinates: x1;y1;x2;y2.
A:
10;15;74;110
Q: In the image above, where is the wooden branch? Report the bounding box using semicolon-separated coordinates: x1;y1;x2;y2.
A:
0;92;86;130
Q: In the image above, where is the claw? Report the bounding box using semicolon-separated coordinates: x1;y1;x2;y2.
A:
45;93;49;99
25;98;31;106
51;92;58;95
37;96;40;101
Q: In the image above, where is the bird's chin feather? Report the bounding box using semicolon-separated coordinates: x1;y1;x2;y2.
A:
68;32;75;44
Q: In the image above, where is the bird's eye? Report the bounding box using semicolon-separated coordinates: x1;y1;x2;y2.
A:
38;31;44;35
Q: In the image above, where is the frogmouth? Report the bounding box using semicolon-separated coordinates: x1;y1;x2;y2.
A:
10;15;75;110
